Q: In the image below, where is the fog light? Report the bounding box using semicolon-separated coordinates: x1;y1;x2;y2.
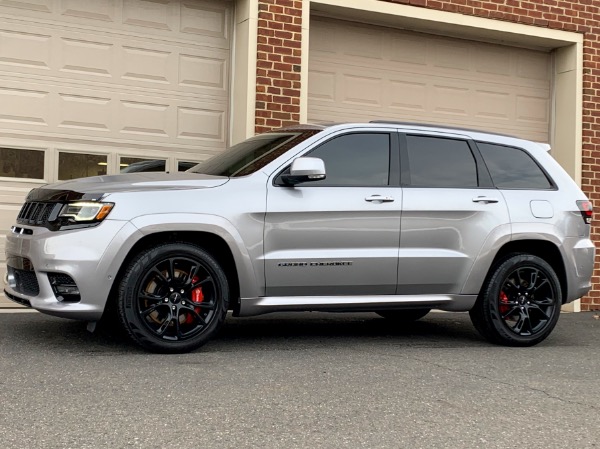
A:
48;273;81;302
55;285;80;295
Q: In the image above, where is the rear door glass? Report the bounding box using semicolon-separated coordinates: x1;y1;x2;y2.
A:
405;135;478;187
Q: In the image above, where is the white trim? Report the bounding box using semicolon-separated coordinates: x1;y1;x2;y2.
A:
310;0;581;48
231;0;259;144
299;1;311;124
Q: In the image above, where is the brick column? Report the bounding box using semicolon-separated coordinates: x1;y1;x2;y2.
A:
256;0;303;134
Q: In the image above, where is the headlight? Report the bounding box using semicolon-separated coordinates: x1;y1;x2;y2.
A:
58;201;114;225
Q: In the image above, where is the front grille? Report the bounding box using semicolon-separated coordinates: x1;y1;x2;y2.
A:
7;266;40;296
17;202;61;227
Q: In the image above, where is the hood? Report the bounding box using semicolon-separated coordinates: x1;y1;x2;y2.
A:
27;173;229;202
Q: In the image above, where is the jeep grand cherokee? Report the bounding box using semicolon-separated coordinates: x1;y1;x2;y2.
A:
4;122;595;353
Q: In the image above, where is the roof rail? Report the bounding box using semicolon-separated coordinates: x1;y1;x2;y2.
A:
369;120;519;139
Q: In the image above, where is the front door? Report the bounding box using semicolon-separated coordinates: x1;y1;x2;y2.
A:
264;131;401;296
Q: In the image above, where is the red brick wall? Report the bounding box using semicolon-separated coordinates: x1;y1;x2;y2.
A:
255;0;600;310
256;0;303;134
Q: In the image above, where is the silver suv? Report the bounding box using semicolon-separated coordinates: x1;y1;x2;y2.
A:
4;122;595;353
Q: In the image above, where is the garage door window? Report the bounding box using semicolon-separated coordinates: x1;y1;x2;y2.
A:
120;157;166;173
59;152;107;180
406;136;478;188
0;148;44;180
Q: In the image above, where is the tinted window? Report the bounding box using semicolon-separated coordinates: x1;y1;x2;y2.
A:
304;133;390;186
0;147;44;179
477;142;553;189
120;158;166;173
191;131;320;177
406;136;478;187
59;152;107;179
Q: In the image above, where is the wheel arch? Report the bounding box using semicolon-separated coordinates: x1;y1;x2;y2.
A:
105;231;243;317
487;240;568;303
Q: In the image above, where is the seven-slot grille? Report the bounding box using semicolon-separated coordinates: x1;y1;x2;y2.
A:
16;202;61;226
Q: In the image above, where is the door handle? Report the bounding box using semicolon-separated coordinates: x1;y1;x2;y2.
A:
472;196;499;204
365;195;394;203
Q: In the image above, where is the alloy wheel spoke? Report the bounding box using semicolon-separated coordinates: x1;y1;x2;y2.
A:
532;296;553;306
141;303;163;318
515;269;525;287
503;279;520;295
183;264;200;286
528;270;538;289
499;294;519;306
501;306;520;320
174;313;183;339
150;268;169;286
531;278;549;293
167;258;178;282
139;293;163;303
513;309;532;335
194;300;216;311
181;304;207;326
155;312;173;336
527;303;550;321
191;276;213;290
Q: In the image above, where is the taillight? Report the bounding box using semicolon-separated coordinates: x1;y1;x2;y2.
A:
577;200;593;224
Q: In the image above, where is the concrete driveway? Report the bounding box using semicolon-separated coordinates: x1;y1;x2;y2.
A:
0;310;598;449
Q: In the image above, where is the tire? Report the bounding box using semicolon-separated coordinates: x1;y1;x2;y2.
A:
117;242;229;353
469;253;562;347
376;309;430;322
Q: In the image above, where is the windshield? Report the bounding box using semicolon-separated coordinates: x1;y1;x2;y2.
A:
189;130;320;177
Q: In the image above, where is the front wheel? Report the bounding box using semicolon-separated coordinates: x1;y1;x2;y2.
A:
117;243;229;353
469;254;562;347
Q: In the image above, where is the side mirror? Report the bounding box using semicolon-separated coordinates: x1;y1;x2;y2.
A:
280;157;326;186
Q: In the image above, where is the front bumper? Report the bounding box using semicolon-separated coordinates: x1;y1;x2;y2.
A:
3;219;138;321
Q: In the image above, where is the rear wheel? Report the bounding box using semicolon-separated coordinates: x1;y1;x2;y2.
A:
376;309;430;323
117;242;229;353
469;254;561;347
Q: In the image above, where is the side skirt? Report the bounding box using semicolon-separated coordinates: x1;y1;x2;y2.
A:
236;294;477;317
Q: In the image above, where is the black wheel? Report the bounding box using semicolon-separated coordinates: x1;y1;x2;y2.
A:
469;254;561;347
117;242;229;353
376;309;430;322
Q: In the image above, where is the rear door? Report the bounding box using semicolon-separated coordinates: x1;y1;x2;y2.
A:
264;129;401;296
397;133;510;295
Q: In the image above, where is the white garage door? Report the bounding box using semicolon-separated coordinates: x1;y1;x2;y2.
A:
308;17;551;143
0;0;233;307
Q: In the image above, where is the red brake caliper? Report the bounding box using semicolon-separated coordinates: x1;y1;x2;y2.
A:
499;291;509;314
185;275;204;324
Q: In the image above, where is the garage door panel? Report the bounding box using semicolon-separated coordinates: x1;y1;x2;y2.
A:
0;0;52;13
60;0;117;23
307;70;336;102
0;72;227;144
389;80;426;112
0;20;229;98
0;0;231;48
0;28;52;70
309;17;551;142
